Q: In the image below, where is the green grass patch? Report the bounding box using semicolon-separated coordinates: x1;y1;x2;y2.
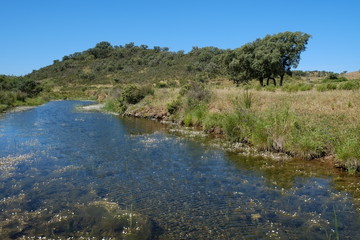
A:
335;128;360;172
316;83;337;92
203;113;225;133
183;105;208;127
338;81;360;90
0;104;8;112
282;83;313;92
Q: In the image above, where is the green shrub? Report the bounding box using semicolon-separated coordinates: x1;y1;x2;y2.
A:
79;73;96;81
282;83;313;92
322;77;347;83
156;81;167;88
184;113;193;127
121;84;153;104
316;83;337;92
298;84;313;91
0;91;16;106
222;112;243;142
287;125;326;159
0;104;7;112
180;81;211;109
338;81;360;90
316;84;327;92
261;107;296;151
183;105;207;127
24;96;46;106
263;85;276;92
248;116;269;149
15;91;28;101
203;113;225;133
167;97;182;114
335;128;360;172
327;83;337;90
242;90;253;109
221;110;256;142
18;79;43;97
103;99;118;112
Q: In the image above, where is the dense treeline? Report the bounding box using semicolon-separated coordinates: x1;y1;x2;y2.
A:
27;31;312;87
0;75;42;111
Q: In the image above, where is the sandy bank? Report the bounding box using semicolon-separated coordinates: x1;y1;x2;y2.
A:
79;103;105;111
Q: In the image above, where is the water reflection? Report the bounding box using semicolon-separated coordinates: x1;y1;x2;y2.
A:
0;101;360;239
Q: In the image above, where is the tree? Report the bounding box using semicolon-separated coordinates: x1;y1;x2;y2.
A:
268;31;311;86
88;41;113;58
224;39;265;85
18;78;43;97
224;31;311;86
140;44;148;49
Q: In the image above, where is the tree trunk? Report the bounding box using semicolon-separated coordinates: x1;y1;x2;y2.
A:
280;74;284;86
267;77;276;86
259;78;264;86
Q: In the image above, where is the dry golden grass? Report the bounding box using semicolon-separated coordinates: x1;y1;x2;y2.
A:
210;87;360;126
126;88;179;118
131;86;360;128
344;71;360;80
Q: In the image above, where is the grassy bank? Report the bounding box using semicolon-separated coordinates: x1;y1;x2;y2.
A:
104;82;360;173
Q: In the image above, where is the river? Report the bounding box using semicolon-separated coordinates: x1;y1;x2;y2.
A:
1;100;360;239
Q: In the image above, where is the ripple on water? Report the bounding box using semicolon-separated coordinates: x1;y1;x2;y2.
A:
0;101;360;239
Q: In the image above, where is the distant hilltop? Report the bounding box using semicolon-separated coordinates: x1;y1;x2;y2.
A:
343;71;360;80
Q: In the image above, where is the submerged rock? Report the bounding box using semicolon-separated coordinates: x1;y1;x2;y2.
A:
0;200;153;240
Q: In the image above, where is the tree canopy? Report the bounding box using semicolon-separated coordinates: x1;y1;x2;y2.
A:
224;31;311;86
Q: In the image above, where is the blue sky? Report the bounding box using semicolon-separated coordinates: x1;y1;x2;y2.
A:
1;0;359;75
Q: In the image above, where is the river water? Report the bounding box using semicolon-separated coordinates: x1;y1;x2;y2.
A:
1;100;360;239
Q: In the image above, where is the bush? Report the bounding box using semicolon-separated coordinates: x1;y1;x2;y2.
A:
18;79;43;97
322;77;347;83
241;90;253;109
103;99;118;112
287;124;326;159
316;83;337;92
167;97;181;114
0;91;16;106
180;81;211;108
0;104;7;112
156;81;167;88
338;81;360;90
335;128;360;172
203;113;225;133
79;73;96;81
260;107;296;152
183;105;207;127
121;84;153;104
221;110;255;142
282;83;313;92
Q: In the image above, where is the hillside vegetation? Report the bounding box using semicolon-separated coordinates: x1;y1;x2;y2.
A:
28;32;312;87
0;75;43;111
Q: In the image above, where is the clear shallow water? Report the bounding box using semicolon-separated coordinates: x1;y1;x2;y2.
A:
1;100;360;239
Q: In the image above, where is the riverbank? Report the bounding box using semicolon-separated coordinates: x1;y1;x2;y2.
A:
100;85;360;174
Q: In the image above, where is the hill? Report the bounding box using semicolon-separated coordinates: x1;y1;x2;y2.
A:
343;71;360;80
27;42;227;87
